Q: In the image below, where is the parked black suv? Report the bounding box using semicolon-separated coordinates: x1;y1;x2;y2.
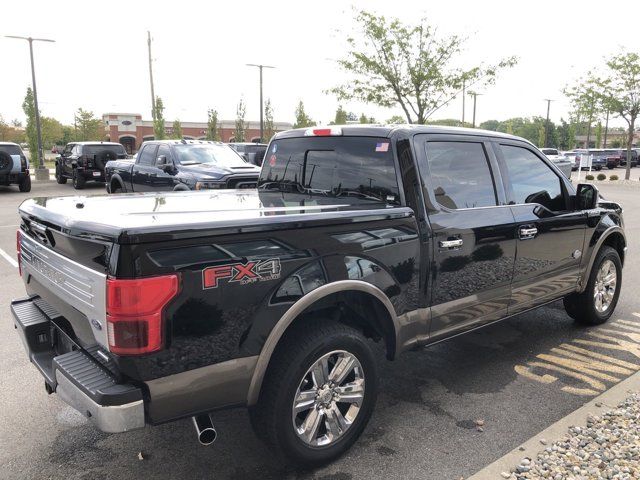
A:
11;125;625;465
105;139;261;193
55;141;127;189
228;142;268;166
0;142;30;191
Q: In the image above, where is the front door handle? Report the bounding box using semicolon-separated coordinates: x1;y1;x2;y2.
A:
439;239;463;249
519;226;538;240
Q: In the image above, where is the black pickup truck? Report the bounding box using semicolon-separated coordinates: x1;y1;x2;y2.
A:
11;125;625;465
105;139;261;193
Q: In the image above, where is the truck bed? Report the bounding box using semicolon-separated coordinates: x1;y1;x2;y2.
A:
19;190;412;243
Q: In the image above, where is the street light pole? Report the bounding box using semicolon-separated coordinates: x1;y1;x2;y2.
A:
543;99;553;147
6;35;55;178
247;64;275;142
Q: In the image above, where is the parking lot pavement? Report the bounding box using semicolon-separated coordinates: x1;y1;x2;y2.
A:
1;182;640;480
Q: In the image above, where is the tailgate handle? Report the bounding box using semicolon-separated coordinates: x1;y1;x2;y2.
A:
439;239;463;249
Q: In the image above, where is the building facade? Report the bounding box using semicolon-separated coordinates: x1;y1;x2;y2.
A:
102;113;292;153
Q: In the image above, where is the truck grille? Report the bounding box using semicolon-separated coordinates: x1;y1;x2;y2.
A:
226;176;258;189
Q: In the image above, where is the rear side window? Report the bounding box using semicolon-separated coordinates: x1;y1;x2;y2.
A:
501;145;564;211
425;141;497;209
138;144;157;166
259;136;400;205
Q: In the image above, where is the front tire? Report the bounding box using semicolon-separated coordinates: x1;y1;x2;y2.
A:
249;320;377;466
564;246;622;325
55;165;67;184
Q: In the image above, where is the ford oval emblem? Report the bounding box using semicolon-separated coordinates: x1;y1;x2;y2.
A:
91;319;103;331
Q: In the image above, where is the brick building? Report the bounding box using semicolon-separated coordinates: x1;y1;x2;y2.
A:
102;113;292;153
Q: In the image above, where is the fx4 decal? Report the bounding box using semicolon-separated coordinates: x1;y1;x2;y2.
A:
202;258;282;289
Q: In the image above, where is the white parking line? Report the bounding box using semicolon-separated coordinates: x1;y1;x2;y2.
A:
0;247;18;268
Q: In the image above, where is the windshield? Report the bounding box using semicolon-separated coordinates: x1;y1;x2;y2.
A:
258;136;400;205
174;144;248;166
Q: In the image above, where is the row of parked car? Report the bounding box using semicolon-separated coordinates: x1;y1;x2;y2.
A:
563;148;640;171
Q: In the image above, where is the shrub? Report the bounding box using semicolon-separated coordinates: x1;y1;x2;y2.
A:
586;174;595;180
597;173;606;181
610;175;619;181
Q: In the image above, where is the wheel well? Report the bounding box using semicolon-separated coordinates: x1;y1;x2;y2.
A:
110;177;123;192
278;290;397;360
603;232;625;265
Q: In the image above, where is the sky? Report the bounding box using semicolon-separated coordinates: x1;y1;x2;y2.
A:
2;0;639;128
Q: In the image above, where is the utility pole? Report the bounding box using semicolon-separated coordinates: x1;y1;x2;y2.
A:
603;109;610;148
468;91;482;128
246;64;275;142
543;99;553;147
147;31;156;122
6;35;55;179
461;79;466;126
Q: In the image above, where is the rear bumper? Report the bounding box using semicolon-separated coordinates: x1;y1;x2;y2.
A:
77;167;105;181
0;171;28;185
11;296;145;433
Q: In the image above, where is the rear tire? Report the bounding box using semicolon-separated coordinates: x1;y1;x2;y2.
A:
249;319;377;466
72;169;85;189
18;175;31;192
564;246;621;326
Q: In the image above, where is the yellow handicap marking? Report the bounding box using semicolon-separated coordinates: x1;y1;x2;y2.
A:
514;316;640;396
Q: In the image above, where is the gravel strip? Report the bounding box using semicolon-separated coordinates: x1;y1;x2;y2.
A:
501;393;640;480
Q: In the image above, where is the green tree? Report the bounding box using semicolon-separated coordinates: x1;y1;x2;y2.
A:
359;113;369;124
153;96;166;140
22;87;38;157
600;52;640;179
40;117;64;147
386;115;406;124
331;9;517;124
293;100;315;128
595;122;603;148
206;109;220;141
556;119;576;150
429;118;472;127
479;119;500;131
171;119;182;139
234;98;247;142
263;99;275;142
332;105;348;125
74;108;104;141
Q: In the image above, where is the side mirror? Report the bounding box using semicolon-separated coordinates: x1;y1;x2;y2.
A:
576;183;598;210
157;155;168;165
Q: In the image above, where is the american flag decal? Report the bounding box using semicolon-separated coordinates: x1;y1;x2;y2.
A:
375;142;389;152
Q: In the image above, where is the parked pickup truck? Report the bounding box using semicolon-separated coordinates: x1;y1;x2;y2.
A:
11;125;626;465
55;141;128;189
105;139;261;193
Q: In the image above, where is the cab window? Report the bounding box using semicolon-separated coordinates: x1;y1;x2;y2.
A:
500;145;564;211
425;141;497;209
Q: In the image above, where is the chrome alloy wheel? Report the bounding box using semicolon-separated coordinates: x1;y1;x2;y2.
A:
594;259;617;313
292;350;365;447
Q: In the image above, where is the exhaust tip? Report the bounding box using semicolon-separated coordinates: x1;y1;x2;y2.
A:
192;414;217;446
198;427;217;446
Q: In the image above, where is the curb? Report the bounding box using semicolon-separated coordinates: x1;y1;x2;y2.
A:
468;370;640;480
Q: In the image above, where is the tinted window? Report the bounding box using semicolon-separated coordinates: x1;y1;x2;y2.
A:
501;145;564;211
541;148;558;155
156;145;171;165
425;141;497;209
0;145;22;156
259;136;400;205
83;144;126;156
138;144;157;166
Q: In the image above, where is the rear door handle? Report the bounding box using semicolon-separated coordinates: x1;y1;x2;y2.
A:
439;239;463;248
519;226;538;240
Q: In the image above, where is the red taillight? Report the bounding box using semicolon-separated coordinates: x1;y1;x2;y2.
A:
106;274;179;356
16;230;22;276
304;127;343;137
